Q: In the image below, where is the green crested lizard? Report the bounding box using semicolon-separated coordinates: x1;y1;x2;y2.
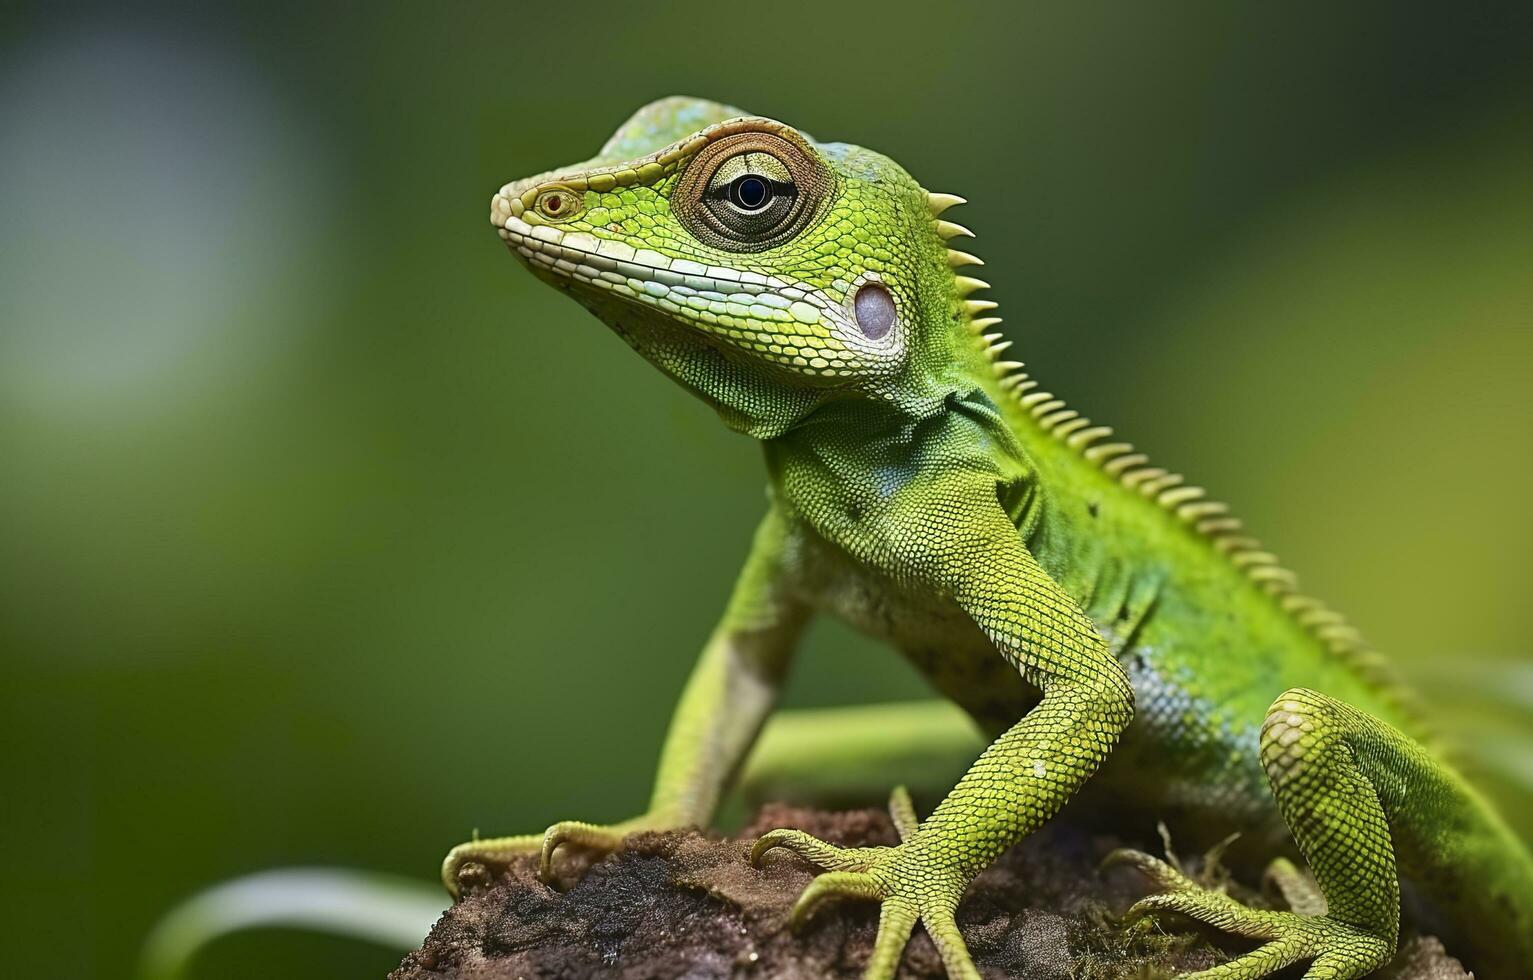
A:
448;96;1533;979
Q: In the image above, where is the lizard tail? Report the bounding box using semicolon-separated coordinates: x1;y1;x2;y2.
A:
138;868;441;980
1415;659;1533;841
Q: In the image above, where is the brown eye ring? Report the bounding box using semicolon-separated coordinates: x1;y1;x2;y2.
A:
672;129;833;253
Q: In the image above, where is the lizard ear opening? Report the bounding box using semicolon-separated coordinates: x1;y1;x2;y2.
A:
672;129;833;252
853;282;896;340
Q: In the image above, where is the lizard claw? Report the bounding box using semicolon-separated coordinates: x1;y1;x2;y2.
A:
442;813;666;898
1102;846;1201;893
1112;847;1392;979
787;870;885;928
750;789;981;980
750;829;890;873
535;819;633;880
442;831;544;898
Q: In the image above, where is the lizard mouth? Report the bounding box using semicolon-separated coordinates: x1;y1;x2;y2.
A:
494;198;821;314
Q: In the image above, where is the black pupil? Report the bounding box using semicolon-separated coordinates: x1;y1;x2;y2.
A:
731;175;770;210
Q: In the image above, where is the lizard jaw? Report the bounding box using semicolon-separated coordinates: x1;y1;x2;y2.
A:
490;196;905;381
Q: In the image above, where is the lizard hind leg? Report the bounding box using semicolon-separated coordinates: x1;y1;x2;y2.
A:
1112;688;1421;980
1113;686;1533;979
1107;848;1389;980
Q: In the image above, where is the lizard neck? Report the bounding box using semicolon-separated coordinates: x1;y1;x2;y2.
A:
761;387;1043;554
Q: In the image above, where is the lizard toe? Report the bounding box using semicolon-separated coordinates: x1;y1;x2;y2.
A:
752;828;980;980
1124;881;1391;979
788;869;886;929
441;832;545;899
1103;847;1200;893
750;828;891;873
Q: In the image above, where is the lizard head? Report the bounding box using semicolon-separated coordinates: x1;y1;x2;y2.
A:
491;96;994;438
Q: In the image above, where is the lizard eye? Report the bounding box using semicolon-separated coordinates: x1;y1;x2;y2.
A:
673;129;833;252
729;175;778;211
729;175;772;211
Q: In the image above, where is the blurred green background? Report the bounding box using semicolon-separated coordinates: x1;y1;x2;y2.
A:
3;3;1532;977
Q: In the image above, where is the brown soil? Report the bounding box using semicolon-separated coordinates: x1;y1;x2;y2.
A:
392;805;1467;980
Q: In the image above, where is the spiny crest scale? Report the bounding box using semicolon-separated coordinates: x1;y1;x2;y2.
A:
920;179;1403;709
936;220;974;241
927;192;967;215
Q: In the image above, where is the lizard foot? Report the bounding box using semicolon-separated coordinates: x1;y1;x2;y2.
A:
1106;848;1392;979
750;787;980;980
441;814;665;899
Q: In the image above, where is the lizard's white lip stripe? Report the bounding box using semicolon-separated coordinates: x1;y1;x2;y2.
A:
499;212;822;311
493;210;904;364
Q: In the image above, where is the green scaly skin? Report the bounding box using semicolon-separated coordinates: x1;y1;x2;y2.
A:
447;96;1533;978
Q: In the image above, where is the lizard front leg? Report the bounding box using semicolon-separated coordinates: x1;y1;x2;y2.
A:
442;506;807;897
752;472;1135;979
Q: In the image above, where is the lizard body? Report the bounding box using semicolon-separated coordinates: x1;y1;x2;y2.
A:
453;97;1533;978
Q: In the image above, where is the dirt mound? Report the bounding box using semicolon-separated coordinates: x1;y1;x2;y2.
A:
393;805;1466;979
